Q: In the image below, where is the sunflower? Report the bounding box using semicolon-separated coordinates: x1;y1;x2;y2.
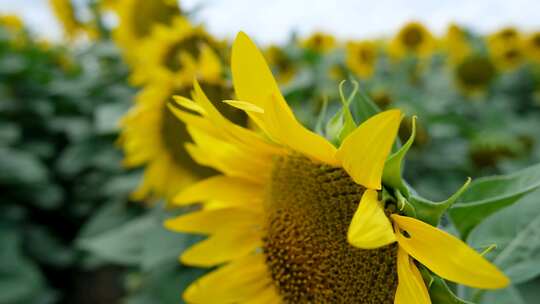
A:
454;54;497;94
301;31;336;53
165;32;508;303
265;45;296;84
112;0;180;64
346;40;378;79
442;23;472;64
524;31;540;63
0;15;23;32
487;27;525;70
130;17;223;87
48;0;85;39
389;21;436;59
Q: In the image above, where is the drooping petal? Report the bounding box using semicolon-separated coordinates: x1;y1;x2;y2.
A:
181;229;262;267
392;214;510;289
183;254;272;303
164;208;261;235
336;109;402;189
231;32;337;165
395;247;431;304
347;189;396;249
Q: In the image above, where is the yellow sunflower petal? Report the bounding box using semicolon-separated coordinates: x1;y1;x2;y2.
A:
223;99;265;113
395;246;431;304
164;208;260;235
347;189;396;249
244;286;281;304
172;175;263;209
181;229;261;267
183;254;271;303
336;109;402;190
231;32;337;165
392;214;510;289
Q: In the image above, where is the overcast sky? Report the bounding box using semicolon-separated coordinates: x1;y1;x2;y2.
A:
1;0;539;43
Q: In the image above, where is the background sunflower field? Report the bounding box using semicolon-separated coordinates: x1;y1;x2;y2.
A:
1;0;540;303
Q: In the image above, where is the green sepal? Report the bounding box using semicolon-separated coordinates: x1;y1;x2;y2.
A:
420;268;475;304
407;178;471;226
325;80;358;145
382;116;416;197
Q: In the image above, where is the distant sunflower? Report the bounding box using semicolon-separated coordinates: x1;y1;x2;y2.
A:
302;31;336;53
487;27;525;70
524;32;540;63
0;15;23;32
389;22;436;59
442;23;472;64
265;45;296;84
346;40;378;79
112;0;180;64
454;54;497;94
165;32;508;303
48;0;85;39
130;17;223;87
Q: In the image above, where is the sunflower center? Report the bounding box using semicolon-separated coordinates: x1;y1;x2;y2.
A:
358;48;375;63
262;155;398;303
163;35;210;72
402;27;423;49
132;0;178;38
456;55;496;88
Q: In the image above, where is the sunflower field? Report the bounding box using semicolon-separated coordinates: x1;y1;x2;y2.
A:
1;1;540;303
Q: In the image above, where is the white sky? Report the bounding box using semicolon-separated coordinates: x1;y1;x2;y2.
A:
0;0;539;43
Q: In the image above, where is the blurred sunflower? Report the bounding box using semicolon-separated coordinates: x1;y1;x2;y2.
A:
454;54;497;94
112;0;180;64
265;45;296;84
389;22;436;59
487;27;525;70
165;32;508;303
346;40;378;79
49;0;85;39
119;19;241;201
442;23;472;64
302;31;336;53
130;17;223;87
0;15;23;32
524;31;540;63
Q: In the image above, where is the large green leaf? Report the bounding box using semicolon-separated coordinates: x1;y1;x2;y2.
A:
468;190;540;285
449;163;540;238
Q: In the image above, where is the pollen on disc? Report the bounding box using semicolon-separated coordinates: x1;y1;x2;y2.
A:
262;155;398;303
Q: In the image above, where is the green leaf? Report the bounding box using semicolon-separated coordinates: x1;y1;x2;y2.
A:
468;189;540;284
449;163;540;239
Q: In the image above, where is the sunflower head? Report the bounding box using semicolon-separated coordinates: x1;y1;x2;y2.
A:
112;0;180;64
454;54;497;94
302;31;336;53
487;27;525;70
0;15;23;32
130;17;224;87
346;40;378;79
390;22;436;59
443;23;472;64
165;32;509;304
